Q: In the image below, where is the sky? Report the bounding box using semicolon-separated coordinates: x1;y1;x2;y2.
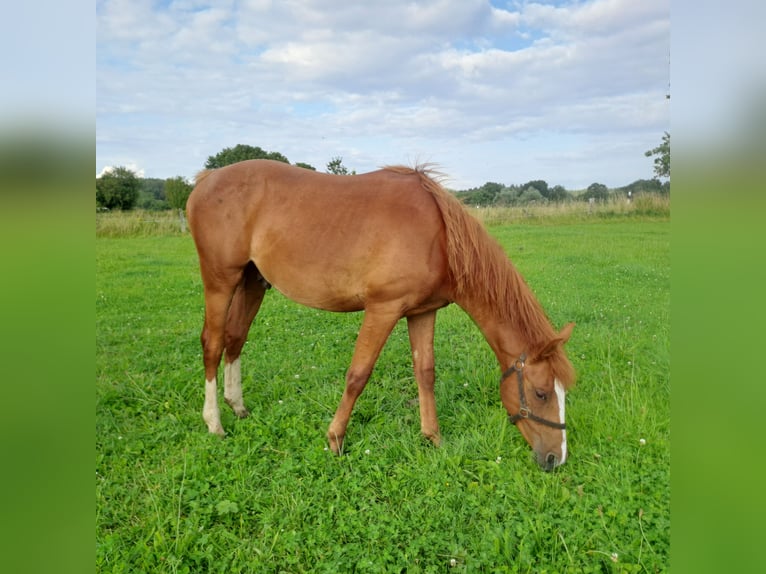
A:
96;0;670;190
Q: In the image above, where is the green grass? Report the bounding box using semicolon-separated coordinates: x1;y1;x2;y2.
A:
96;218;669;572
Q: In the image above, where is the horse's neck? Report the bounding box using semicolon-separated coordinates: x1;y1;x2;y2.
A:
457;296;528;373
446;223;550;372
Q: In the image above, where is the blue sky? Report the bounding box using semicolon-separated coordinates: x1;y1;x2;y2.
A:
96;0;669;189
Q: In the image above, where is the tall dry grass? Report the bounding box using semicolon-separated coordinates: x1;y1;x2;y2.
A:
469;194;670;226
96;209;187;237
96;194;669;237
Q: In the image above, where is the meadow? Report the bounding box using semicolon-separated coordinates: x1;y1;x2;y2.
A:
96;210;669;572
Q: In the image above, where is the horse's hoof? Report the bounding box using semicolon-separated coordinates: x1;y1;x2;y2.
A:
224;398;250;419
327;434;344;455
425;433;442;448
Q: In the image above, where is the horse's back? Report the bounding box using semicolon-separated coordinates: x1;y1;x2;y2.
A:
188;160;451;313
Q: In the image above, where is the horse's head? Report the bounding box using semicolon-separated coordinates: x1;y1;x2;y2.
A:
500;323;575;471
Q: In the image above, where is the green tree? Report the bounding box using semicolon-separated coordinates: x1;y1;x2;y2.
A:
137;178;168;210
518;185;544;204
621;178;664;196
164;176;193;210
96;166;140;210
548;184;570;202
645;132;670;180
521;180;549;198
493;187;519;206
583;182;609;201
460;181;505;206
205;144;289;169
295;162;316;171
164;176;193;232
326;156;355;175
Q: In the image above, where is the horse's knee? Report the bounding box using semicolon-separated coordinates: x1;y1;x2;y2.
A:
201;327;222;354
344;367;372;396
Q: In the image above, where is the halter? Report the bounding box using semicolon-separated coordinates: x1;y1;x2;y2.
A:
501;354;566;430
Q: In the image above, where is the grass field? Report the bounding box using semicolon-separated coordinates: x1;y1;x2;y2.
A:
96;216;669;573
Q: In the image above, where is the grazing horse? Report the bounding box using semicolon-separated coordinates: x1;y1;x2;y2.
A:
187;159;575;470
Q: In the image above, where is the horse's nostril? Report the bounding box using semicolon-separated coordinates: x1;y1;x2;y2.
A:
545;453;558;469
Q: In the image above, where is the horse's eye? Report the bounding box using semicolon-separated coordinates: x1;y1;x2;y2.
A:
534;389;547;401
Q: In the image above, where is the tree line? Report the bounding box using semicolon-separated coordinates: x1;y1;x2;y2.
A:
457;176;668;207
95;144;354;211
459;132;670;206
96;134;669;211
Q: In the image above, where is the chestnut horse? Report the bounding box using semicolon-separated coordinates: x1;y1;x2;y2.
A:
187;159;575;470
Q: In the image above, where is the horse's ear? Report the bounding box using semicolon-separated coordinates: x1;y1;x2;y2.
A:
558;322;575;344
536;322;575;359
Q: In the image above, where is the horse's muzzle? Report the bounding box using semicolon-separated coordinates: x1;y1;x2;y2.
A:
538;451;562;472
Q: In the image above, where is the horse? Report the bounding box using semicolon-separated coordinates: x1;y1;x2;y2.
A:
186;159;576;471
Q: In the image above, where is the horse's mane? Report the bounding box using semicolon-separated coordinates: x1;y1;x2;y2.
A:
195;169;214;184
384;165;575;387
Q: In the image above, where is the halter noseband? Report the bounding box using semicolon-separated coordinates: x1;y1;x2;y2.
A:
501;354;566;430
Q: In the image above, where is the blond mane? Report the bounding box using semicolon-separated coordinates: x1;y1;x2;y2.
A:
195;169;214;184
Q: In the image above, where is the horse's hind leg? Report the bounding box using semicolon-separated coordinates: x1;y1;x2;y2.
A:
200;285;238;436
223;263;268;419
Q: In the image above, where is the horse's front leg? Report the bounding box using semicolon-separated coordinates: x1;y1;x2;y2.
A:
407;311;440;447
327;309;400;454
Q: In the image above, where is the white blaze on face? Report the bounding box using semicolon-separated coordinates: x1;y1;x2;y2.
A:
554;379;567;464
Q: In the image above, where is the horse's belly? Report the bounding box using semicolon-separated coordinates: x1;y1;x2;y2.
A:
248;205;447;313
253;248;442;313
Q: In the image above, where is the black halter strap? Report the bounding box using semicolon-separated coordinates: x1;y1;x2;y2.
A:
501;354;566;430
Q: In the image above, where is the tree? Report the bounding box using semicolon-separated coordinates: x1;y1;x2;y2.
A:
645;132;670;180
96;166;140;210
620;178;664;196
137;178;168;210
458;181;505;206
583;182;609;201
548;185;570;202
165;176;193;210
521;180;549;198
493;187;519;206
326;156;355;175
295;162;316;171
165;176;193;232
518;186;544;204
205;144;289;169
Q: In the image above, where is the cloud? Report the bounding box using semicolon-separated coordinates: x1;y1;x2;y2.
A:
97;164;145;178
96;0;670;188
